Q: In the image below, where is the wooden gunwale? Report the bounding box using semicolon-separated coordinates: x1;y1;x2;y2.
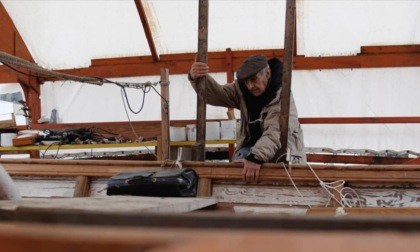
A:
2;159;420;184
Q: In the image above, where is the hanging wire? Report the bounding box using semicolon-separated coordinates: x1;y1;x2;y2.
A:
1;51;171;161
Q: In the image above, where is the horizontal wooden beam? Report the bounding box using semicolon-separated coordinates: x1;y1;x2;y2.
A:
361;45;420;54
306;154;412;165
299;117;420;124
1;45;419;84
3;159;420;184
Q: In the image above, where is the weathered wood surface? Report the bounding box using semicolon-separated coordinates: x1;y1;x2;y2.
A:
213;184;329;206
0;196;217;214
4;159;420;212
4;159;420;183
307;207;420;216
9;175;420;211
2;222;420;252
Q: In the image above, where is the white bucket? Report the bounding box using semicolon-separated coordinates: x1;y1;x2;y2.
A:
220;120;237;139
169;127;186;141
0;133;17;147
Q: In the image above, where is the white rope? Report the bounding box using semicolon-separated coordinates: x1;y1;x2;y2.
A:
281;161;363;209
307;163;363;208
281;162;312;208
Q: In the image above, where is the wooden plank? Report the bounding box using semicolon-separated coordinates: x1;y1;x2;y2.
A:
299;116;420;124
193;0;209;161
357;188;420;207
2;48;419;84
0;196;217;214
134;0;160;62
233;205;307;215
308;207;420;216
212;184;329;207
197;177;212;197
5;160;420;184
361;45;420;54
160;68;170;160
5;209;420;232
73;176;91;197
307;153;412;165
2;223;420;252
13;176;76;198
279;0;296;162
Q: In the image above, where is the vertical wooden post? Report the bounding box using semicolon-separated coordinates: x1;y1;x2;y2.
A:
279;0;296;162
156;136;163;161
225;48;235;161
73;176;91;197
192;0;209;161
160;68;170;160
197;178;212;197
225;48;235;119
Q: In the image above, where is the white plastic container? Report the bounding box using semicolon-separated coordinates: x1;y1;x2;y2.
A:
169;127;186;141
186;124;196;141
186;122;221;141
220;119;237;139
206;121;220;140
0;133;17;147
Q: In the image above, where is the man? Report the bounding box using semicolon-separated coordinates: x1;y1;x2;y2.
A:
189;54;306;183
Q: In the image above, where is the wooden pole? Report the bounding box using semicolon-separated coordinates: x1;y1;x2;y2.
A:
279;0;296;162
160;68;170;160
73;176;91;197
192;0;209;161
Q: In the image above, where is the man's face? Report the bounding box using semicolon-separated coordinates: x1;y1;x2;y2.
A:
244;68;270;97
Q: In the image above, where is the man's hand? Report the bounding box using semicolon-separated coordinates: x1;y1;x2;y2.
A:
234;159;262;183
190;62;209;80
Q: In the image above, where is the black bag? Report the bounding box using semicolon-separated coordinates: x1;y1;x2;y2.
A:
106;168;198;197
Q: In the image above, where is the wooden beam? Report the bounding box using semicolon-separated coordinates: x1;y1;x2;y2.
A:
361;45;420;54
3;222;420;252
279;0;296;162
308;207;420;216
73;176;91;197
1;46;419;84
3;159;420;184
0;66;16;83
134;0;159;62
306;154;413;165
160;68;170;160
0;2;42;123
193;0;209;161
299;116;420;124
294;52;420;69
225;48;235;120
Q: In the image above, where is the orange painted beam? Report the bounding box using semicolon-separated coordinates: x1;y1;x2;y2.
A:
0;2;42;122
0;66;16;83
60;47;420;80
299;117;420;124
134;0;159;62
1;46;419;84
361;45;420;54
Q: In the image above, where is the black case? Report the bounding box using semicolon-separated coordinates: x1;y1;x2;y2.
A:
106;168;198;197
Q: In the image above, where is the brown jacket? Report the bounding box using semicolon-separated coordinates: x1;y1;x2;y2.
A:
189;74;306;163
